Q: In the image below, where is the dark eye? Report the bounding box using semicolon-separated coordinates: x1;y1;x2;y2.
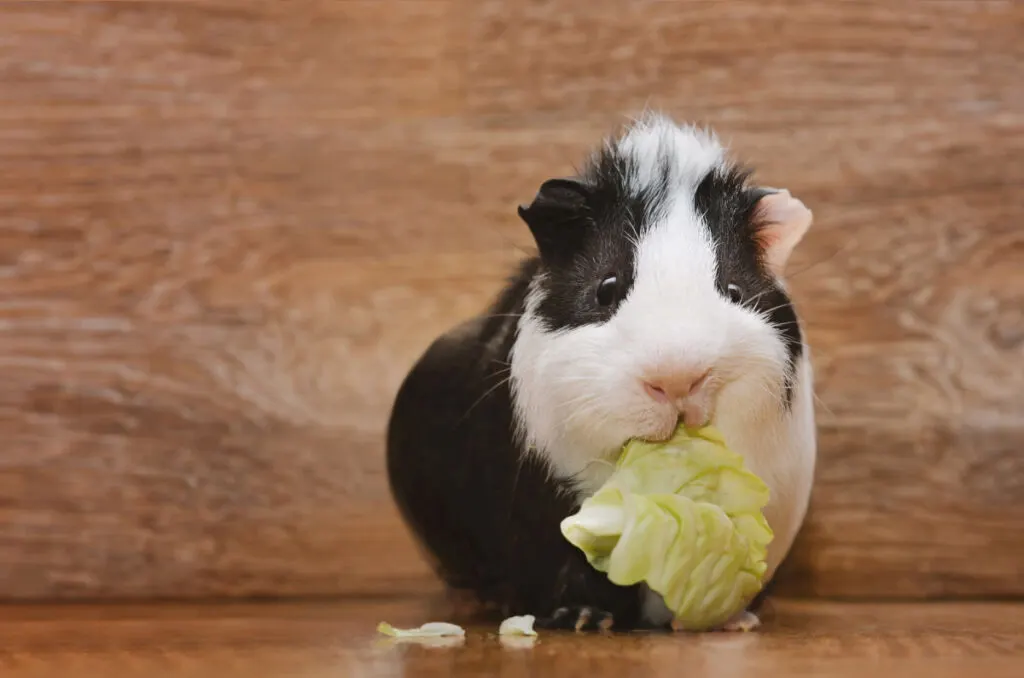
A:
726;283;744;304
596;274;620;308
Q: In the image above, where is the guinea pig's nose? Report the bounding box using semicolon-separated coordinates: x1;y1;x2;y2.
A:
643;369;711;406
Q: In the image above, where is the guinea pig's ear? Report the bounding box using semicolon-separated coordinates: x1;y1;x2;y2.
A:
517;177;591;263
751;187;813;277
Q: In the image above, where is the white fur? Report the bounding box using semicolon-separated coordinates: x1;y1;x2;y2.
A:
509;114;817;626
615;115;724;198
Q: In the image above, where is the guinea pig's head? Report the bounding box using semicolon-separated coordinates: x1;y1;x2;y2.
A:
509;113;813;480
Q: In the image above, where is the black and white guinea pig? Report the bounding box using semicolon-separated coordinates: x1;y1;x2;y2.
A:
386;112;816;632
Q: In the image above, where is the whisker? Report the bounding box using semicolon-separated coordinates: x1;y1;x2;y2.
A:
457;375;513;424
558;391;599;409
741;288;776;309
559;394;604;421
561;396;606;429
787;241;854;281
756;380;789;412
813;392;837;421
756;301;796;318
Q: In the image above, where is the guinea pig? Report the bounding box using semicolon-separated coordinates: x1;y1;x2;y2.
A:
385;112;816;632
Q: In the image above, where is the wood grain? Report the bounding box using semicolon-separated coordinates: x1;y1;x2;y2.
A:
1;599;1023;678
0;0;1021;599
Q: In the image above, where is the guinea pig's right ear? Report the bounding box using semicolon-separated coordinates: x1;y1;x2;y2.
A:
517;177;591;263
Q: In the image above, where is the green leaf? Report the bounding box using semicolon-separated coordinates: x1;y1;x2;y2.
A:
559;424;773;631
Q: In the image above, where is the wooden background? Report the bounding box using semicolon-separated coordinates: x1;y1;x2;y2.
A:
0;0;1021;601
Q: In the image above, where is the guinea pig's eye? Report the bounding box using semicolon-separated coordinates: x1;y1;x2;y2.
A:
595;274;620;308
726;283;744;304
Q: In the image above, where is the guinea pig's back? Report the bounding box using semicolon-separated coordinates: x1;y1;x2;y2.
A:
385;314;524;592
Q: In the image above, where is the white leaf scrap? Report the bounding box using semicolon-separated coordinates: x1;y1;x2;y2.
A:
498;615;537;636
376;621;466;638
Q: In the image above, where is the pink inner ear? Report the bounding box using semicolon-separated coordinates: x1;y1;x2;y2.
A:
755;190;813;276
758;227;782;248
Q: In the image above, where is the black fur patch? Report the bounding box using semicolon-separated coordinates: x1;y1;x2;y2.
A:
526;140;673;332
693;167;804;402
386;267;648;629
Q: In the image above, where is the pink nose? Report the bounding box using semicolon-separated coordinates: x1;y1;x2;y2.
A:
643;369;711;406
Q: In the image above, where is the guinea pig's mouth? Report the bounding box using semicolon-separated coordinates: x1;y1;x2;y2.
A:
680;398;715;429
636;414;682;443
636;396;716;443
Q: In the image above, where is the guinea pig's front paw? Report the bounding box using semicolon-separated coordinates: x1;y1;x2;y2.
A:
535;606;615;632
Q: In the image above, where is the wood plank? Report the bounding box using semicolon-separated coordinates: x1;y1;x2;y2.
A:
0;0;1021;600
466;0;1022;122
0;599;1023;678
0;0;474;598
0;0;464;122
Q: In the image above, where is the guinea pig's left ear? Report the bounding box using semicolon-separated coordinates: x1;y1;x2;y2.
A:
751;188;813;277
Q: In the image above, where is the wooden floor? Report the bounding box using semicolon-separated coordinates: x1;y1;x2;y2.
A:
2;598;1022;677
